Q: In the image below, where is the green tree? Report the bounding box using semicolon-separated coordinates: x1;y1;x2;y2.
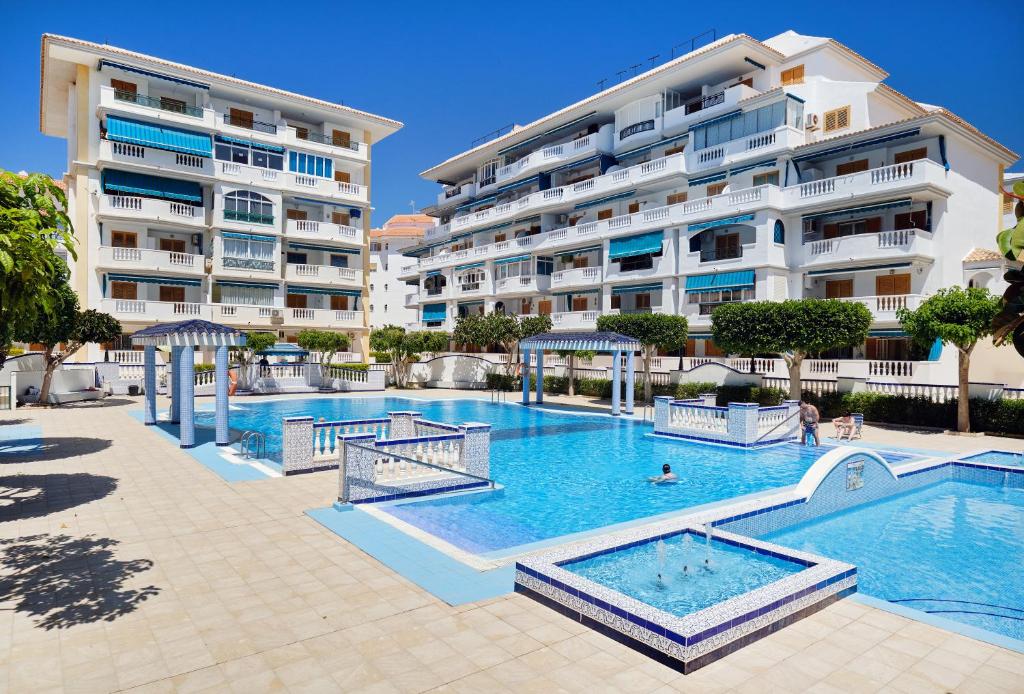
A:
898;286;1001;433
596;313;688;402
230;331;277;390
452;312;552;377
370;326;449;388
711;299;872;400
554;349;597;397
297;330;351;372
995;179;1024;357
0;171;78;366
15;281;121;404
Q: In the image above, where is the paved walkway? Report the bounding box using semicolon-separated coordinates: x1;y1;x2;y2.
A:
0;393;1022;693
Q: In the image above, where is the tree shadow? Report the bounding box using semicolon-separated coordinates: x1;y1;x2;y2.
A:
0;533;159;629
0;437;112;463
57;398;137;409
0;473;118;521
0;419;31;427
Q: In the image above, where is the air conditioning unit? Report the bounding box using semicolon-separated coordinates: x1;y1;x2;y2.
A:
805;113;820;131
271;310;284;325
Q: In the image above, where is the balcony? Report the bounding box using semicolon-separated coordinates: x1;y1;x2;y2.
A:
212;303;281;327
491;129;614;189
404;290;419;308
99;140;214;177
101;298;212;322
96;246;205;276
839;294;927;322
802;228;934;269
214;207;277;231
285;174;368;203
785;160;951;210
662;83;759;138
285;127;368;162
285;308;364;329
685;125;805;173
436;183;476;207
494;275;551;295
454;281;489;298
283;263;361;288
550;311;599;331
285;218;362;245
550;266;602;289
421;285;450;301
217;112;281;136
213;255;278;279
98;194;206;228
98;86;215;130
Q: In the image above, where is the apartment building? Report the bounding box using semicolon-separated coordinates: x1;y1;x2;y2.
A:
403;31;1020;384
369;214;434;328
39;34;402;362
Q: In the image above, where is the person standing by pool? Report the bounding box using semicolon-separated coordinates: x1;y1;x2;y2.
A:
649;464;678;483
800;400;820;447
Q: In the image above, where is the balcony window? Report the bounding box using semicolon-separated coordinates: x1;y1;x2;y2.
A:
688;287;754;314
752;171;780;187
215;136;284;170
617;253;657;272
478;158;500;188
458;270;485;292
691;98;801;151
286;252;308;265
223;191;274;225
329;254;349;268
218;283;274;306
494;259;532;280
288;152;334;179
222;232;275;271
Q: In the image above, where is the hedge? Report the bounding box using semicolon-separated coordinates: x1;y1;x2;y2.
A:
674;381;789;407
327;362;370;371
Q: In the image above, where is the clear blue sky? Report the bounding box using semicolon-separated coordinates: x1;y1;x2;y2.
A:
2;0;1021;223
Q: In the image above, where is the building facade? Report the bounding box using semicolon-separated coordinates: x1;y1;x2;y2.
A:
39;34;401;362
368;214;434;329
404;31;1021;385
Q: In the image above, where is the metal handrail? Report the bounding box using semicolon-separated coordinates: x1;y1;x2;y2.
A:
753;410;800;443
489;388;507;403
223;113;277;134
343;439;496;488
114;90;204;117
239;430;265;459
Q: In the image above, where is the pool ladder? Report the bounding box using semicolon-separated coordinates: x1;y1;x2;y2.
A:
239;430;265;459
489;388;507;403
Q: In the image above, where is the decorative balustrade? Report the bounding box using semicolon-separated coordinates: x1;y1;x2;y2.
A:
655;398;801;446
807;360;839;375
866;381;958;403
868;361;915;378
756;406;791;434
667;401;729;433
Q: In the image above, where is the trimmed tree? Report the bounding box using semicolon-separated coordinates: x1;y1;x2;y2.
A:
297;330;351;384
555;349;597;397
14;281;121;404
230;331;277;390
370;326;450;388
452;312;552;377
711;299;872;400
0;171;78;367
595;313;688;402
897;286;1001;433
995;179;1024;357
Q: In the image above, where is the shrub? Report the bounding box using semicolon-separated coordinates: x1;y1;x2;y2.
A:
486;373;519;391
327;362;369;371
675;382;718;400
674;383;787;406
8;347;24;356
194;363;215;373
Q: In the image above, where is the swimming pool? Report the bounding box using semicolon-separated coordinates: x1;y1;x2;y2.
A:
203;396;919;555
763;479;1024;641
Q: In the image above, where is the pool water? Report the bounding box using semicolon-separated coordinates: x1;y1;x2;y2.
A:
763;480;1024;641
962;451;1024;467
564;533;804;618
201;397;918;554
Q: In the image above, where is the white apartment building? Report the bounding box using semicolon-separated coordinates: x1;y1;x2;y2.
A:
368;214;434;329
39;34;401;362
403;31;1022;386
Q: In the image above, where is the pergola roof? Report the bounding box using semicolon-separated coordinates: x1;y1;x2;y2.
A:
258;343;308;357
131;320;247;347
519;331;641;352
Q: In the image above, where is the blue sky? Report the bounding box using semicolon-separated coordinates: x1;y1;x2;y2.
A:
2;0;1021;223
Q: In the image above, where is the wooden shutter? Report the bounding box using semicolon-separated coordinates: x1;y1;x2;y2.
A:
493;233;506;243
704;340;725;357
572;255;589;269
781;65;805;86
707;182;727;196
892;274;911;295
865;217;882;234
332;130;351;148
635;293;651;310
110;281;137;300
159;286;185;303
520;299;532;314
836;159;869;175
537;300;552;315
572;296;589;311
110;79;137;95
159;238;186;253
111;231;137;248
865;338;879;360
611;295;621;309
597;209;613;220
685;339;696;356
628;202;640;214
823;106;851;133
160;97;187;113
294;126;309;140
667;192;688;205
330;295;349;310
894;148;927;164
331;212;350;226
286;294;307;308
334;171;351;183
875;275;895;296
823;223;840;239
825;280;853;298
286;209;308;221
664;144;686;156
229;108;254;129
716;234;739;258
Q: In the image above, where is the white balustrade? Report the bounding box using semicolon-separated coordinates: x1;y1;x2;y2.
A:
868;361;915;378
668;404;728;433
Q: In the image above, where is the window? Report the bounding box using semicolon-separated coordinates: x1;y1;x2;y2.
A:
876;273;911;296
332;130;351;148
293;125;309;140
894;209;928;231
286;209;307;221
710;234;741;260
384;284;388;291
774;220;785;244
781;65;805;85
159;285;185;303
384;304;388;312
634;293;652;310
332;211;351;226
286;293;308;308
894;148;927;164
222;234;274;263
159;238;186;253
110;281;137;300
691;99;798;150
628;201;640;214
597;209;613;221
329;254;348;268
836;159;869;176
823;217;881;238
223;190;273;224
495;260;531;280
228;108;255;129
370;242;382;252
286;252;308;265
111;231;137;248
111;79;137;97
619;253;655;272
478;158;500;188
1004;195;1014;214
823;106;851;133
667;192;688;205
331;295;349;311
220;284;273;306
536;257;553;275
825;280;853;298
458;270;485;291
707;181;727;197
215;140;283;170
752;171;780;187
334;171;351;184
664;144;686;156
288;152;334;179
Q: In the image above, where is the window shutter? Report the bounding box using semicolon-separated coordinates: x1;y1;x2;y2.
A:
865;217;882;234
894;148;927;164
111;79;137;94
667;192;688;205
823;106;850;133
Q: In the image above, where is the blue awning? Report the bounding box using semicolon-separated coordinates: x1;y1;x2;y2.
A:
688;213;756;234
802;198;912;222
100;59;209;89
608;230;663;260
456;195;497;213
494;255;530;265
555;245;601;256
688;172;727;186
685;270;755;293
425;270;442;277
612;282;662;295
215;280;279;289
729;158;777;176
869;329;908;337
472;221;514;235
496;112;596;155
287;242;359;254
616;133;688;160
793;128;922;163
545;154;601;175
101;169;202;203
455;262;485;271
107;116;212;157
105;273;201;287
806;262;912;276
223;231;274;241
496;175;542;194
214;134;284;153
422;303;447;322
287;285;361;297
552;288;600;297
574;190;636;210
258;343;309;356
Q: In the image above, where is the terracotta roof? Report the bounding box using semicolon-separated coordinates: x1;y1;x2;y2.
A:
384;213;434;226
963;248;1005;264
370;226;426;240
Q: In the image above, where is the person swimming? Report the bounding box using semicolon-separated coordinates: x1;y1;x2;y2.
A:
649;463;678;484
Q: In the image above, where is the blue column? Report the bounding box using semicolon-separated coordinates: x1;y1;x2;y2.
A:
214;345;229;446
143;345;156;425
625;350;635;415
521;348;531;405
178;346;196;448
611;349;622;416
535;350;544;405
169;346;181;424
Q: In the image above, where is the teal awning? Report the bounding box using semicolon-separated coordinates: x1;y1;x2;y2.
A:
422;303;446;322
685;270;755;293
105;273;201;287
102;170;202;203
574;190;636;210
494;255;530;266
287;242;359;254
729;158;777;176
553;288;600;297
688;213;756;233
287;285;361;297
688;172;727;186
801;198;912;223
223;231;274;241
214;134;284;153
612;282;662;295
869;329;907;337
455;262;485;271
106;116;212;157
806;262;912;277
425;270;442;277
215;280;279;289
609;230;663;260
555;245;601;257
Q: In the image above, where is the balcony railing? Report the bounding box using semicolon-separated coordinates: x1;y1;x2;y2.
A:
698;247;743;262
224;209;274;225
114;90;204;117
222;256;276;271
222;113;277;134
294;130;360;150
682;90;725;115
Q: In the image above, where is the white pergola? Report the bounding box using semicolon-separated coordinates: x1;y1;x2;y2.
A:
131;320;247;448
518;332;641;415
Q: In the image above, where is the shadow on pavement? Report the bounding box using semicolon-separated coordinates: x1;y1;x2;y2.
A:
0;472;118;521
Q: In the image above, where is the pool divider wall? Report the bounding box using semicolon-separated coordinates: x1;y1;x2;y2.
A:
653;397;801;447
